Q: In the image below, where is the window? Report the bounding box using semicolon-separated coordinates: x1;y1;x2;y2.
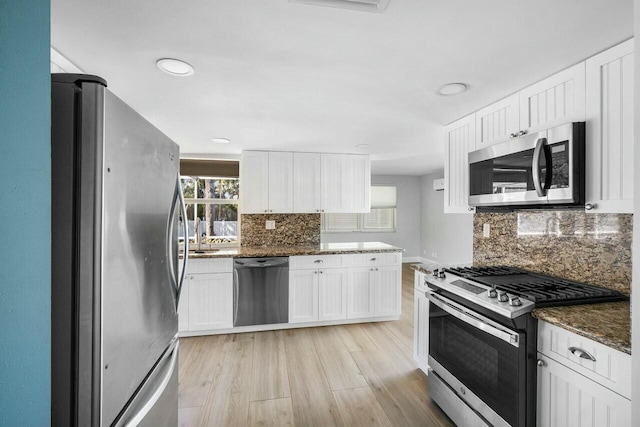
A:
322;185;396;233
180;177;239;248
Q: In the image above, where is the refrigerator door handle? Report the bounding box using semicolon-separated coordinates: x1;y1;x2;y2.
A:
122;340;180;427
177;176;189;304
166;179;180;306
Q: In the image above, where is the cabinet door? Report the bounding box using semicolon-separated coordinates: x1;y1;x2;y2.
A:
519;62;586;135
444;114;476;213
347;267;375;319
293;152;321;213
374;265;401;317
413;291;429;372
268;151;294;213
289;270;318;323
241;151;269;214
475;94;520;148
343;154;371;213
536;354;631;427
585;40;634;213
187;273;233;331
320;154;344;212
318;268;347;321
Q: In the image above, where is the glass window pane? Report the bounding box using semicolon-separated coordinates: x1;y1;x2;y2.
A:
363;208;395;230
371;185;396;208
180;177;196;199
324;213;359;231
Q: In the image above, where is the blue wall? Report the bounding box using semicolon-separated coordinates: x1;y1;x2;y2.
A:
0;0;51;425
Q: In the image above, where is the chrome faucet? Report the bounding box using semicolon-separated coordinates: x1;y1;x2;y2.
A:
194;217;201;251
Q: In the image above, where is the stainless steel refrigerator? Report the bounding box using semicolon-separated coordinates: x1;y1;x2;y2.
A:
51;74;188;426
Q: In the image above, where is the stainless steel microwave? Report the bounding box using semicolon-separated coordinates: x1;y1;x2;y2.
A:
468;122;585;209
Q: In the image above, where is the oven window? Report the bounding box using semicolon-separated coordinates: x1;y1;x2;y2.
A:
429;303;523;426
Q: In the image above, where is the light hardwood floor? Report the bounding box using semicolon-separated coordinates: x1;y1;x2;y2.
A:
178;263;454;427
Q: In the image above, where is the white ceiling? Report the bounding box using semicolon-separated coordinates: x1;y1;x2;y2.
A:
51;0;633;176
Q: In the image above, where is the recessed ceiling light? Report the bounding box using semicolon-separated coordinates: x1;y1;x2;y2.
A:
212;138;231;144
436;83;468;96
289;0;390;13
156;58;194;77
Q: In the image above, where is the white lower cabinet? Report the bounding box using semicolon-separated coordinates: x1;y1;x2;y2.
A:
536;354;631;427
413;271;429;373
374;265;401;316
289;269;319;323
186;272;233;331
347;267;376;319
291;252;402;324
318;269;347;321
536;320;631;427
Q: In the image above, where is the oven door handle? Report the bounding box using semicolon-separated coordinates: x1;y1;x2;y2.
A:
427;292;520;347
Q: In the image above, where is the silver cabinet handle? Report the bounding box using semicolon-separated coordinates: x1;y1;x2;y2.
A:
569;347;596;362
314;271;318;274
518;130;527;137
468;207;474;211
510;132;517;138
537;359;546;367
585;203;595;211
370;257;377;261
314;259;323;264
320;270;323;274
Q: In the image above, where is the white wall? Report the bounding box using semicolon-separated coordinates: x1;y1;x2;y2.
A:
321;175;421;260
420;170;473;265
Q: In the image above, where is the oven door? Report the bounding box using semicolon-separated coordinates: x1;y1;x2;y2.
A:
428;292;527;427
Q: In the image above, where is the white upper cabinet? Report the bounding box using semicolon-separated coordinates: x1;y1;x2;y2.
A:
242;151;370;214
320;153;371;213
241;151;270;214
444;113;476;214
267;151;294;213
293;152;321;213
475;93;520;148
519;62;586;134
241;151;293;214
585;39;634;213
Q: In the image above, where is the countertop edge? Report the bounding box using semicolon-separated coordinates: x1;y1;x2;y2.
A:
532;305;631;355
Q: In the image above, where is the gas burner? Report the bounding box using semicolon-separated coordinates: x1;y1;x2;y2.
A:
443;265;628;307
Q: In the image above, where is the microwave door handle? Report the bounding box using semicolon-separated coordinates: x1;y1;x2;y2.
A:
543;144;553;191
532;137;548;197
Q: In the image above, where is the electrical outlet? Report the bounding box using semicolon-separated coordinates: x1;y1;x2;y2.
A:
432;251;438;259
483;223;490;238
266;220;275;230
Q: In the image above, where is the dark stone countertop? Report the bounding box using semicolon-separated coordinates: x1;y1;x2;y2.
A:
185;241;403;259
532;301;631;355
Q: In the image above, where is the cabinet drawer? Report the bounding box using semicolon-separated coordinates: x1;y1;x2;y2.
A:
347;252;402;267
538;321;631;398
289;255;344;270
187;257;233;274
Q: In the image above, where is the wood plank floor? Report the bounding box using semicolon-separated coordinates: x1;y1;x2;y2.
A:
178;263;454;427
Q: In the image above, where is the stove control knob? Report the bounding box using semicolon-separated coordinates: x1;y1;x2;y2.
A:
509;297;522;307
498;292;509;302
487;287;498;298
438;270;446;279
432;269;439;278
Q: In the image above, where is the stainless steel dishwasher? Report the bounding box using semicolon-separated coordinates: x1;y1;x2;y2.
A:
233;257;289;327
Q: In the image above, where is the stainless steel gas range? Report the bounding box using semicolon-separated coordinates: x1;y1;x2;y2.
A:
425;266;628;427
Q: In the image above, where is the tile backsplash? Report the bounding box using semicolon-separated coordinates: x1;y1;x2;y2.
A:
473;212;632;295
241;214;321;246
